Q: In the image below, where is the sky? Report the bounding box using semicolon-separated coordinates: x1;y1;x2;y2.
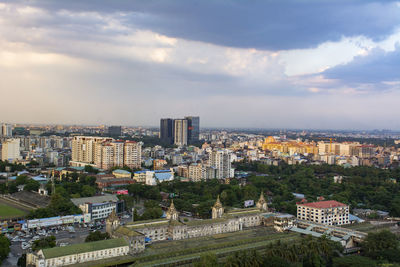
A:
0;0;400;130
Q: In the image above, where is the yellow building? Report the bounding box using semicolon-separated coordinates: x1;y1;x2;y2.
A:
262;136;318;154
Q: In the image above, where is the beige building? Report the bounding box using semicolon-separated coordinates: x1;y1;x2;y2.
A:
174;119;188;146
72;136;141;170
72;136;113;163
124;141;141;169
27;238;129;267
1;138;20;162
297;200;349;226
188;163;202;182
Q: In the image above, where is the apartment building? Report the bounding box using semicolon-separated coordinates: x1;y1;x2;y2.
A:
297;200;349;226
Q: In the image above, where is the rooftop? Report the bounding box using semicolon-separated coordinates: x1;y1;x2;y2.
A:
126;218;170;228
42;238;128;259
70;195;119;206
184;218;228;226
114;226;143;237
112;169;131;174
298;200;347;209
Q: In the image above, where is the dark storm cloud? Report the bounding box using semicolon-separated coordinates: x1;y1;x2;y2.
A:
4;0;400;50
323;46;400;85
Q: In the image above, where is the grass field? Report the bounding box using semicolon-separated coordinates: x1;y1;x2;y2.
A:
0;203;27;219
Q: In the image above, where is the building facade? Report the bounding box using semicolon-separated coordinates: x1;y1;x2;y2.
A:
160;118;174;144
184;116;200;144
174;119;188;146
107;193;269;254
296;200;349;226
208;150;233;179
1;138;20;162
27;238;129;267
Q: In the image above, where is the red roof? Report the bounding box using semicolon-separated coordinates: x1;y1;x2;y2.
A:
298;200;347;209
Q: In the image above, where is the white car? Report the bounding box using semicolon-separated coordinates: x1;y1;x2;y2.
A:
21;242;31;250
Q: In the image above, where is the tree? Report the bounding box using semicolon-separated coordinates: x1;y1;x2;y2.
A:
362;230;399;260
84;165;99;174
332;255;375;267
17;254;26;267
85;231;110;242
15;175;28;186
81;185;96;197
24;179;40;192
32;236;56;251
195;253;219;267
0;235;10;265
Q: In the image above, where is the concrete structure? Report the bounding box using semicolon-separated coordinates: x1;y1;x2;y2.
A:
160;118;174;144
188;163;202;182
1;138;20;162
112;169;131;178
71;195;124;220
0;123;12;137
174;119;188;146
27;238;129;267
72;136;141;170
297;200;349;226
107;193;269;253
124;141;141;170
208;149;233;179
184;116;200;144
108;126;122;137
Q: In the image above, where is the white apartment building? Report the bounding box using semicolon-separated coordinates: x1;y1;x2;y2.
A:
208;149;233;179
297;200;349;226
1;138;21;162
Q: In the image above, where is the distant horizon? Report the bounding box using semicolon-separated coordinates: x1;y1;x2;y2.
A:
4;121;400;133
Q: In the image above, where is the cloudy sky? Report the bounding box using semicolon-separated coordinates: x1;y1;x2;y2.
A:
0;0;399;129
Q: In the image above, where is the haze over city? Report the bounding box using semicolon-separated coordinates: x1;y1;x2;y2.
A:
1;0;400;129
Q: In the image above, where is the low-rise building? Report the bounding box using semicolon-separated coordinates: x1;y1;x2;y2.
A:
112;169;131;178
71;195;124;221
297;200;349;226
27;238;129;267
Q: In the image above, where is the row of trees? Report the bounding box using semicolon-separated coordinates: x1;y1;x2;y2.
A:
27;193;82;219
235;163;400;216
195;231;400;267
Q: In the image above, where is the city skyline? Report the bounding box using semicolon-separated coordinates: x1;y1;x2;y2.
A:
1;1;400;129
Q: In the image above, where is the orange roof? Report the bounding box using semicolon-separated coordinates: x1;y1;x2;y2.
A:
298;200;347;209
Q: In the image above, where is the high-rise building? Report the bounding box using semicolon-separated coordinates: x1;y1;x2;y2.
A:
1;138;21;162
72;136;113;163
174;119;188;146
185;116;200;144
208;149;233;179
124;141;142;170
72;136;141;170
0;123;12;137
160;119;174;144
108;126;122;137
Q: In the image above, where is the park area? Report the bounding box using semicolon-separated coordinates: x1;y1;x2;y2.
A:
0;200;28;220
